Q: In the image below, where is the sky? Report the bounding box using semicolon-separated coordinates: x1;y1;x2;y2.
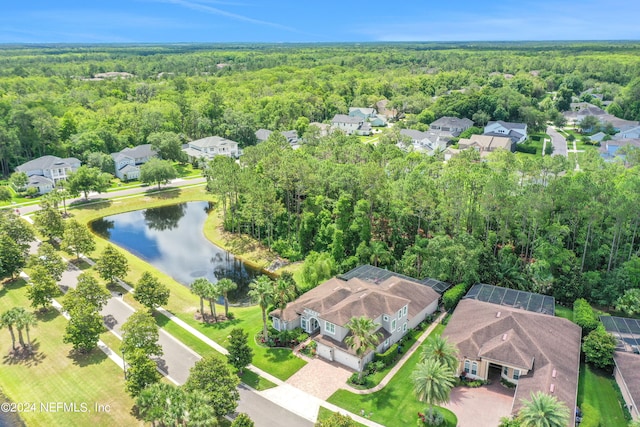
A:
2;0;640;44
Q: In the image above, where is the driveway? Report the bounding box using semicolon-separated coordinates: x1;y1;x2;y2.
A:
286;357;353;400
443;380;514;427
546;126;568;157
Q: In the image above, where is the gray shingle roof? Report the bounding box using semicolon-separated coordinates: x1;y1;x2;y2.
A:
111;144;156;162
188;136;238;148
332;114;363;124
431;116;474;128
16;155;80;173
487;120;527;130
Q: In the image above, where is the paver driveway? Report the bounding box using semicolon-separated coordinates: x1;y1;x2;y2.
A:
286;357;353;400
443;379;515;427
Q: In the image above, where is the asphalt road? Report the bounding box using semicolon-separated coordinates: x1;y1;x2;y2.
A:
546;126;568;157
237;385;313;427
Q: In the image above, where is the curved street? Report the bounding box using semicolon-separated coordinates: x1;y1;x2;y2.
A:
546;126;568;157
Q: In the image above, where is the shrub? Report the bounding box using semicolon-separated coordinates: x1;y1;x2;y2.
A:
515;144;537;154
578;403;600;427
443;283;467;311
418;408;445;426
348;372;368;385
374;344;398;366
500;378;517;389
573;298;598;334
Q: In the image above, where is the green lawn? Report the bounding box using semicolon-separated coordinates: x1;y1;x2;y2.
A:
326;324;457;427
239;370;277;391
555;304;573;321
0;278;141;427
577;363;628;427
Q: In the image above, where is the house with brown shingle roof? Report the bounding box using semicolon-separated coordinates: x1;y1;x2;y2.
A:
458;134;515;154
443;298;581;425
271;269;441;371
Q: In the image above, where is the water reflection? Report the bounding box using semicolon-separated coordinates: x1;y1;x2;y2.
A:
90;201;260;303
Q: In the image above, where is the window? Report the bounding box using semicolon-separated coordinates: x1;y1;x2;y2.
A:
301;318;307;330
391;319;397;332
513;369;520;380
471;362;478;376
403;322;407;332
503;366;508;376
383;315;389;322
403;306;408;317
325;321;335;335
397;309;402;318
384;339;389;348
273;318;280;330
464;360;470;374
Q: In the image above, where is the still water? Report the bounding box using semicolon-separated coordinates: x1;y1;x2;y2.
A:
90;201;261;303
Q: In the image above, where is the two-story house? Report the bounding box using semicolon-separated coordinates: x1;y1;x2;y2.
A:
15;155;81;194
111;144;157;181
399;129;448;154
430;117;474;136
484;121;528;144
270;266;444;371
182;136;239;161
331;114;372;136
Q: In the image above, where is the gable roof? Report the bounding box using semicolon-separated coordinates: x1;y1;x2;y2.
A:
332;114;363;125
431;116;474;129
349;107;376;116
188;136;238;149
255;129;272;141
400;129;429;141
486;120;527;131
459;135;514;151
444;299;581;418
111;144;156;162
16;155;80;173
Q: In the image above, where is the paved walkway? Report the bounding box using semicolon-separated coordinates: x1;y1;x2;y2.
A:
347;311;446;395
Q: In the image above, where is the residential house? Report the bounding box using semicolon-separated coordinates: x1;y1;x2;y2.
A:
589;132;607;143
309;122;330;137
111;144;157;181
255;129;299;146
348;107;377;120
270;265;445;371
15;155;81;194
564;103;639;130
349;108;387;128
399;129;448;154
430;116;474;137
375;99;399;120
331;114;372;136
182;136;239;161
458;134;515;155
484;121;528;144
599;138;640;162
614;125;640;140
600;315;640;420
443;288;581;425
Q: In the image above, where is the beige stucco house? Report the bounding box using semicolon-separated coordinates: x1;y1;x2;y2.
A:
271;266;444;371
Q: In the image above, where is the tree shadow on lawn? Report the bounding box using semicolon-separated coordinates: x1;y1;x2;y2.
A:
70;198;112;211
68;347;108;367
35;308;60;323
2;341;46;367
144;188;182;199
0;277;27;295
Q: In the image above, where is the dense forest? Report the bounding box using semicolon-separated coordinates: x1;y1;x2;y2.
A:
2;42;640;310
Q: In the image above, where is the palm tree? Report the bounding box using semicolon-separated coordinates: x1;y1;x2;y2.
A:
369;241;392;268
344;316;383;381
13;307;37;351
518;391;569;427
273;277;296;328
190;278;209;322
217;278;237;318
0;309;18;351
248;275;274;342
420;335;459;372
203;281;220;323
411;358;456;414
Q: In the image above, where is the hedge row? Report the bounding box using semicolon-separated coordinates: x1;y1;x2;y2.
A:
573;298;598;334
374;344;398;366
443;283;468;311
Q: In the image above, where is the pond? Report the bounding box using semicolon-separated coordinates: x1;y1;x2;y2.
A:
89;201;261;304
